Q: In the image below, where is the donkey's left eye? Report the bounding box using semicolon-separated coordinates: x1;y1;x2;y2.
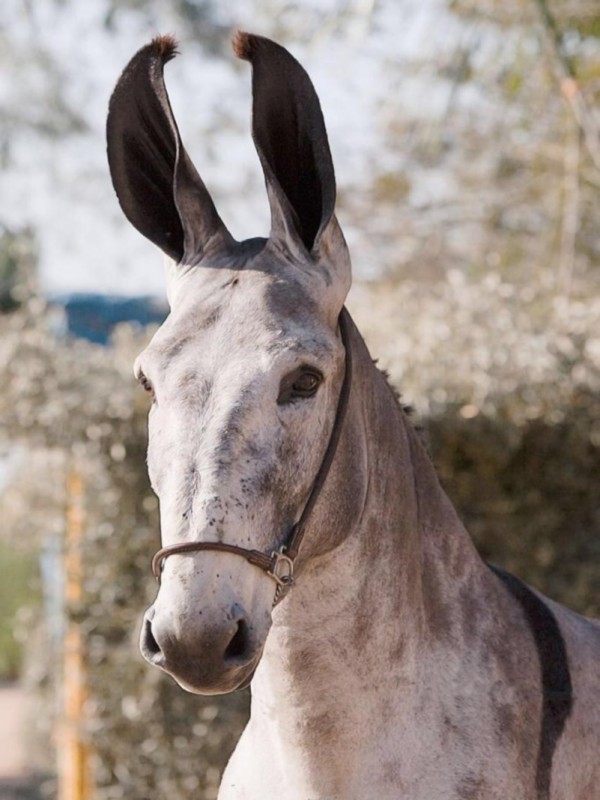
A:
292;371;321;396
278;367;322;404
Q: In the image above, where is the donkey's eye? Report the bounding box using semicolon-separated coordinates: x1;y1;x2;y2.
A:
137;372;154;396
293;371;321;395
278;367;322;404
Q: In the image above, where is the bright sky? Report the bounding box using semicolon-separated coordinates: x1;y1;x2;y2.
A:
2;0;462;298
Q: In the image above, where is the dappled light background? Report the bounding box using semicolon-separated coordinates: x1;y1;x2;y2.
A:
1;1;599;798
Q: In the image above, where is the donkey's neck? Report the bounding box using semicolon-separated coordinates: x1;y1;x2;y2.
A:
247;316;489;792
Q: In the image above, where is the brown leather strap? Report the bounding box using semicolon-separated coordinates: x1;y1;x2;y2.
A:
283;306;353;561
152;541;276;580
150;307;353;593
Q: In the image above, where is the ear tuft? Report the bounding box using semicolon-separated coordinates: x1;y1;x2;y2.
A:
232;30;256;61
151;34;179;62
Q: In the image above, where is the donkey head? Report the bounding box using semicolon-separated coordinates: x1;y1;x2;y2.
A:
107;33;352;694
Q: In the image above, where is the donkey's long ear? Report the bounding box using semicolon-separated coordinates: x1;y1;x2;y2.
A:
234;32;341;259
107;36;232;264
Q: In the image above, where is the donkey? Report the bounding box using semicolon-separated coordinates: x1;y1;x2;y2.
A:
107;32;600;800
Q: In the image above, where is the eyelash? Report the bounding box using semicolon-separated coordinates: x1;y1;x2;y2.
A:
138;371;154;396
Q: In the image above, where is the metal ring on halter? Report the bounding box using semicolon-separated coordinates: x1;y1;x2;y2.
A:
149;307;353;605
267;548;295;588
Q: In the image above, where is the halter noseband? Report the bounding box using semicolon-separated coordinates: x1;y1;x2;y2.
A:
151;307;353;605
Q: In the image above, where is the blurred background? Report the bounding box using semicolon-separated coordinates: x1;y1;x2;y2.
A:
1;0;599;797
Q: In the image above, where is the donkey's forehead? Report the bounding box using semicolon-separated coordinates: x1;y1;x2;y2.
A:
148;263;339;367
169;241;333;319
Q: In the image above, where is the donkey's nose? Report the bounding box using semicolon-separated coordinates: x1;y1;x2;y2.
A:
140;609;163;662
140;604;255;691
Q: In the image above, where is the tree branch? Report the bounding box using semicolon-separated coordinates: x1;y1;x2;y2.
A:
558;119;580;297
534;0;600;173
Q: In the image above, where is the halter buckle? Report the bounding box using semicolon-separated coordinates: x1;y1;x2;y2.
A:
267;548;295;589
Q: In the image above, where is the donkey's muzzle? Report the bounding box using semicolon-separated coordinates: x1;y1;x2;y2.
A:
140;604;258;694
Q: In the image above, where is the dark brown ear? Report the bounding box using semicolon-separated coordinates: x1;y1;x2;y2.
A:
234;32;336;256
107;36;232;263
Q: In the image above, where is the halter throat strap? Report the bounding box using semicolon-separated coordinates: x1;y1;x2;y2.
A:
151;307;353;602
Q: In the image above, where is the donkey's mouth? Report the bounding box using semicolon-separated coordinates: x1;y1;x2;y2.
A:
145;645;262;695
236;664;258;691
166;656;260;696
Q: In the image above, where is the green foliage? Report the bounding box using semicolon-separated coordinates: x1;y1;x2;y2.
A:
0;226;37;313
568;12;600;40
0;542;39;679
373;172;412;203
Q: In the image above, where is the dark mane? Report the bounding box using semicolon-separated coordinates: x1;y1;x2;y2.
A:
372;361;428;445
375;362;418;420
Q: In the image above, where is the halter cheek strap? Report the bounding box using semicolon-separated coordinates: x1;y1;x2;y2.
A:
151;307;353;605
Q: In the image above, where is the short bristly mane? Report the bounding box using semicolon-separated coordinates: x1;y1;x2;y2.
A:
376;363;415;418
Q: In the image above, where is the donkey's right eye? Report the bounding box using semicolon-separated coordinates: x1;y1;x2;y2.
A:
138;372;154;397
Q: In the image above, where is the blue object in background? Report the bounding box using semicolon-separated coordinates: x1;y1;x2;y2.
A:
51;294;168;345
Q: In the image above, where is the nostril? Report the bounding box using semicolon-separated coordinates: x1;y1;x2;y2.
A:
224;619;249;662
143;617;162;657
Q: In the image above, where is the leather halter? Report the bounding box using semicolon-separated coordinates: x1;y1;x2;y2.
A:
151;307;353;605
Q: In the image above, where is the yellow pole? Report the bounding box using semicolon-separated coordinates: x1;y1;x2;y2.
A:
59;469;91;800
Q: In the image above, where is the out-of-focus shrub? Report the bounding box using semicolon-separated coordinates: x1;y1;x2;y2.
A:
0;542;38;679
428;387;599;617
351;273;600;416
352;276;600;616
0;226;37;313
